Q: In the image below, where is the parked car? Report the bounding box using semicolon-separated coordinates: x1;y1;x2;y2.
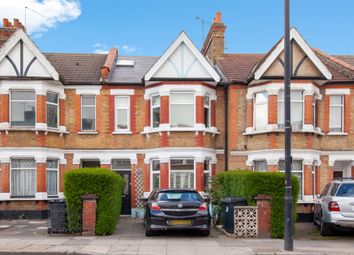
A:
314;178;354;236
142;189;211;236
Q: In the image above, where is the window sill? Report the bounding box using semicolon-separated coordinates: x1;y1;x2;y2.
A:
327;132;348;136
141;126;219;136
0;126;68;135
243;126;324;136
77;131;98;135
112;131;132;135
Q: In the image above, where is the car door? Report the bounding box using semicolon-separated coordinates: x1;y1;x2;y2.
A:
314;183;330;222
335;183;354;218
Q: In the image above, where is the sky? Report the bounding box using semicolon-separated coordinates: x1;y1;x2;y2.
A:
0;0;353;56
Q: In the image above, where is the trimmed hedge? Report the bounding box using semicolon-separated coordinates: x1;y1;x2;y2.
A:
212;171;299;238
64;168;124;235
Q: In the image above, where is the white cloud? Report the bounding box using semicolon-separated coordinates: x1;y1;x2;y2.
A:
92;43;138;54
121;45;137;53
93;48;108;54
0;0;81;35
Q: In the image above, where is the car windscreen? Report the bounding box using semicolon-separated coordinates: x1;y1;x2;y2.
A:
157;192;202;202
336;184;354;197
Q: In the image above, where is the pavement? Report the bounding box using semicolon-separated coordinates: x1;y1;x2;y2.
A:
0;217;354;255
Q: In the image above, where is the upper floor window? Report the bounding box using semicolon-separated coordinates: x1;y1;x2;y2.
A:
204;96;211;128
46;159;58;197
46;92;59;129
278;91;303;131
253;160;267;172
170;93;194;128
170;158;194;189
151;159;160;190
253;92;268;131
115;96;130;131
10;91;35;127
11;159;36;198
330;95;344;132
81;95;96;131
279;159;303;200
151;95;160;128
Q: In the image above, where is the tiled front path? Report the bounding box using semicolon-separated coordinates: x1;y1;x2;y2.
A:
0;217;354;254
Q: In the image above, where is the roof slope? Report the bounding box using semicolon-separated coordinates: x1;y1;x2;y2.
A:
44;53;107;84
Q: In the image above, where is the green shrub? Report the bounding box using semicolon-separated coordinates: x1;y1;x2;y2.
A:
64;168;124;235
212;170;299;238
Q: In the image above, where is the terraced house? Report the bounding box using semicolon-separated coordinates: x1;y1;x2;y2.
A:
0;13;354;220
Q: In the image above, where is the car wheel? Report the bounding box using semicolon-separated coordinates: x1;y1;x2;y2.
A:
145;229;157;237
200;229;211;237
320;222;333;236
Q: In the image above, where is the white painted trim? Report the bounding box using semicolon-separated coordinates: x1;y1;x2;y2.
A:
0;29;59;80
145;84;217;99
76;86;101;95
254;28;332;80
71;150;138;166
110;89;134;95
0;147;66;164
325;89;350;95
144;32;220;82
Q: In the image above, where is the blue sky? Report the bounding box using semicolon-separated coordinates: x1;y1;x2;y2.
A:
2;0;354;56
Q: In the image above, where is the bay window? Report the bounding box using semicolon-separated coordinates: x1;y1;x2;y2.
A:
81;95;96;131
46;160;58;196
329;95;344;132
115;96;130;131
11;159;36;198
253;160;267;172
10;91;36;127
204;159;211;191
278;91;303;130
253;92;268;131
170;159;194;189
46;92;59;129
151;159;160;190
204;96;211;128
170;93;194;128
279;159;303;200
151;95;160;128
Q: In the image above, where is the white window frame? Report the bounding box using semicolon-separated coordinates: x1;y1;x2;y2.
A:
329;95;344;133
253;91;268;131
279;159;304;201
114;96;130;132
150;94;160;129
278;90;304;130
169;158;195;189
81;95;96;131
10;90;36;127
46;159;59;197
204;159;212;191
10;158;36;198
46;92;59;129
204;95;211;128
111;159;131;171
150;159;160;191
169;92;195;128
253;160;267;172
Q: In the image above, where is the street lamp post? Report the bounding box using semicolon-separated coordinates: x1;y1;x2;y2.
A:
284;0;293;251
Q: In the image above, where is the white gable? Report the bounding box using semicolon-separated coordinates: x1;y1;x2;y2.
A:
0;29;59;80
254;28;332;80
145;32;220;82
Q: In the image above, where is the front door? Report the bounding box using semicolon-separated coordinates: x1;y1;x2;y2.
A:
117;170;132;215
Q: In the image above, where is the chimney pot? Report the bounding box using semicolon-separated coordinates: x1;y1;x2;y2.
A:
215;12;222;23
3;18;9;27
13;18;20;27
8;21;12;27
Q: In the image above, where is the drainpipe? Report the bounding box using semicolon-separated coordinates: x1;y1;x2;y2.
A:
224;83;229;171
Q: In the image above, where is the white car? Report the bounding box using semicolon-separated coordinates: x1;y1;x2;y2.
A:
314;178;354;236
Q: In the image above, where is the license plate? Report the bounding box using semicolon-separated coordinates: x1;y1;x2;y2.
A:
168;220;192;226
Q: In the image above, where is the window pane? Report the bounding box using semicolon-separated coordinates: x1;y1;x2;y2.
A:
82;96;95;106
255;101;268;130
112;159;131;170
82;107;95;130
11;101;35;126
152;160;160;171
170;173;194;189
330;96;343;105
255;92;267;103
116;109;128;129
170;93;194;104
46;92;58;104
330;106;342;132
292;91;303;100
291;102;303;130
11;91;35;100
152;96;160;106
170;159;194;170
278;101;284;128
12;159;36;168
11;159;36;197
46;160;58;169
204;96;210;106
153;174;160;189
254;160;267;172
116;97;129;108
47;104;58;128
46;159;58;196
204;107;210;127
152;107;160;128
170;105;194;127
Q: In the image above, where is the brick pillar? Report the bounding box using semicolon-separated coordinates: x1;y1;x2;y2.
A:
323;95;330;133
101;164;110;169
81;194;98;236
160;95;169;124
0;94;9;125
267;165;278;172
36;94;46;127
144;162;150;192
59;98;65;127
211;100;216;127
195;161;204;192
315;166;321;194
36;162;46;193
145;98;151;127
59;164;65;193
255;194;272;238
328;165;334;182
75;94;81;132
304;94;314;125
246;98;253;129
344;94;351;133
303;164;313;196
268;94;278;125
0;161;10;193
160;161;169;189
130;95;136;134
211;163;216;176
196;95;204;125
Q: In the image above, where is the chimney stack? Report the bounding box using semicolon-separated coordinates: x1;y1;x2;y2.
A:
201;12;226;63
1;18;26;32
101;47;118;81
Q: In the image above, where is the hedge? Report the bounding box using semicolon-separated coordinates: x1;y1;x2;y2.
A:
212;170;299;238
64;168;124;235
